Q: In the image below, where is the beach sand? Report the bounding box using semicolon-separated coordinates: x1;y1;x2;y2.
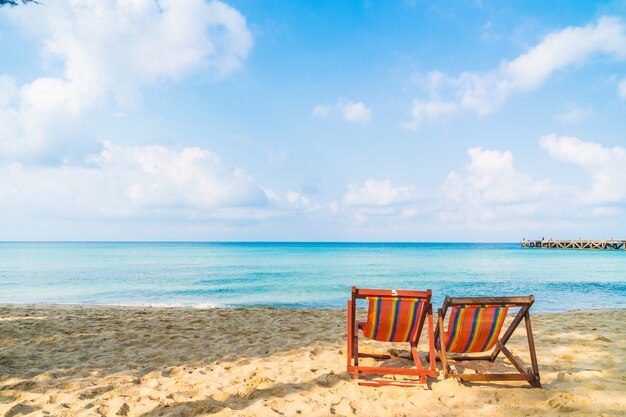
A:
0;305;624;417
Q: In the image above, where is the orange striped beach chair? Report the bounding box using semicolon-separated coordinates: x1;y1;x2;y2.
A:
347;287;437;386
434;296;541;387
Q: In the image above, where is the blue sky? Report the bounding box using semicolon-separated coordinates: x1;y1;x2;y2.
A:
0;0;625;241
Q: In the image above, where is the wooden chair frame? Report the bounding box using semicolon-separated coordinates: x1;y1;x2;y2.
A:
434;295;541;388
347;286;437;387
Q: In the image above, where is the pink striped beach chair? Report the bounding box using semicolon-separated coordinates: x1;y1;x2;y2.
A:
434;296;541;387
347;287;437;386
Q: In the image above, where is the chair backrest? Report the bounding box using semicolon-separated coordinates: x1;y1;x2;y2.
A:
440;296;534;354
352;287;432;343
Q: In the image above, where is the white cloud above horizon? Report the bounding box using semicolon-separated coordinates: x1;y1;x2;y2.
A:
312;98;372;124
279;134;625;230
0;141;268;220
441;147;555;226
344;179;417;207
0;2;623;240
338;99;372;124
540;133;626;204
1;134;623;237
0;0;253;163
404;99;456;129
406;16;626;128
440;134;625;230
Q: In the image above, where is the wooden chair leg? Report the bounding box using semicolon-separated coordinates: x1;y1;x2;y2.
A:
437;313;449;378
497;341;527;374
496;341;541;388
410;343;424;371
347;300;353;370
490;305;530;362
347;299;361;380
427;305;436;373
353;330;359;379
524;312;541;388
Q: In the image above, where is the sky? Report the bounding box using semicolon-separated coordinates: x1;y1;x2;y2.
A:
0;0;625;242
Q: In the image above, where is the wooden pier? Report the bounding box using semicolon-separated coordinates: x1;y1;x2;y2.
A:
521;239;626;250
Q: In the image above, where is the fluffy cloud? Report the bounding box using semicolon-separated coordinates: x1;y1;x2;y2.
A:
0;142;267;219
1;0;253;161
407;16;626;127
540;133;626;203
312;98;372;124
262;189;319;214
442;147;551;208
341;179;423;224
338;99;371;124
441;134;626;228
285;191;314;209
405;100;457;129
16;0;252;87
344;179;416;206
440;148;560;229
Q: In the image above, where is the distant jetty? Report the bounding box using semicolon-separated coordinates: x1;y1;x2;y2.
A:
521;239;626;250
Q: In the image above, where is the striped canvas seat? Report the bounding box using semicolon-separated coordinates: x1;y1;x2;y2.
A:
347;287;437;386
442;304;510;353
435;296;541;387
363;296;425;342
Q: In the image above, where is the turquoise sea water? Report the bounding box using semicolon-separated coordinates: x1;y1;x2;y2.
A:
0;242;624;312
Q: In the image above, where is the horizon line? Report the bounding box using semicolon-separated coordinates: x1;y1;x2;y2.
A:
3;239;620;244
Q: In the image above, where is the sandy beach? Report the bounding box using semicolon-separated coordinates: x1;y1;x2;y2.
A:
0;305;624;417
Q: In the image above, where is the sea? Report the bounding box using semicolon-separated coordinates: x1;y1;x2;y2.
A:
0;242;624;312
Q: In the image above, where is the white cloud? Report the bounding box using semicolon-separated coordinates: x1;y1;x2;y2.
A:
312;104;330;118
312;98;372;124
405;100;457;129
0;142;267;219
442;147;551;206
618;76;626;99
286;191;311;208
503;16;626;91
440;135;626;229
16;0;252;86
440;147;560;228
1;0;253;162
338;99;372;124
540;133;626;203
344;179;416;206
0;75;18;107
555;103;592;124
407;16;626;128
263;189;319;213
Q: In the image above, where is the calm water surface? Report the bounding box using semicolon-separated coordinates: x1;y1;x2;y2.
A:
0;242;624;312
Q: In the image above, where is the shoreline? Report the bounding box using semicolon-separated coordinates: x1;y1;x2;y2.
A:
0;302;624;314
1;305;624;416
